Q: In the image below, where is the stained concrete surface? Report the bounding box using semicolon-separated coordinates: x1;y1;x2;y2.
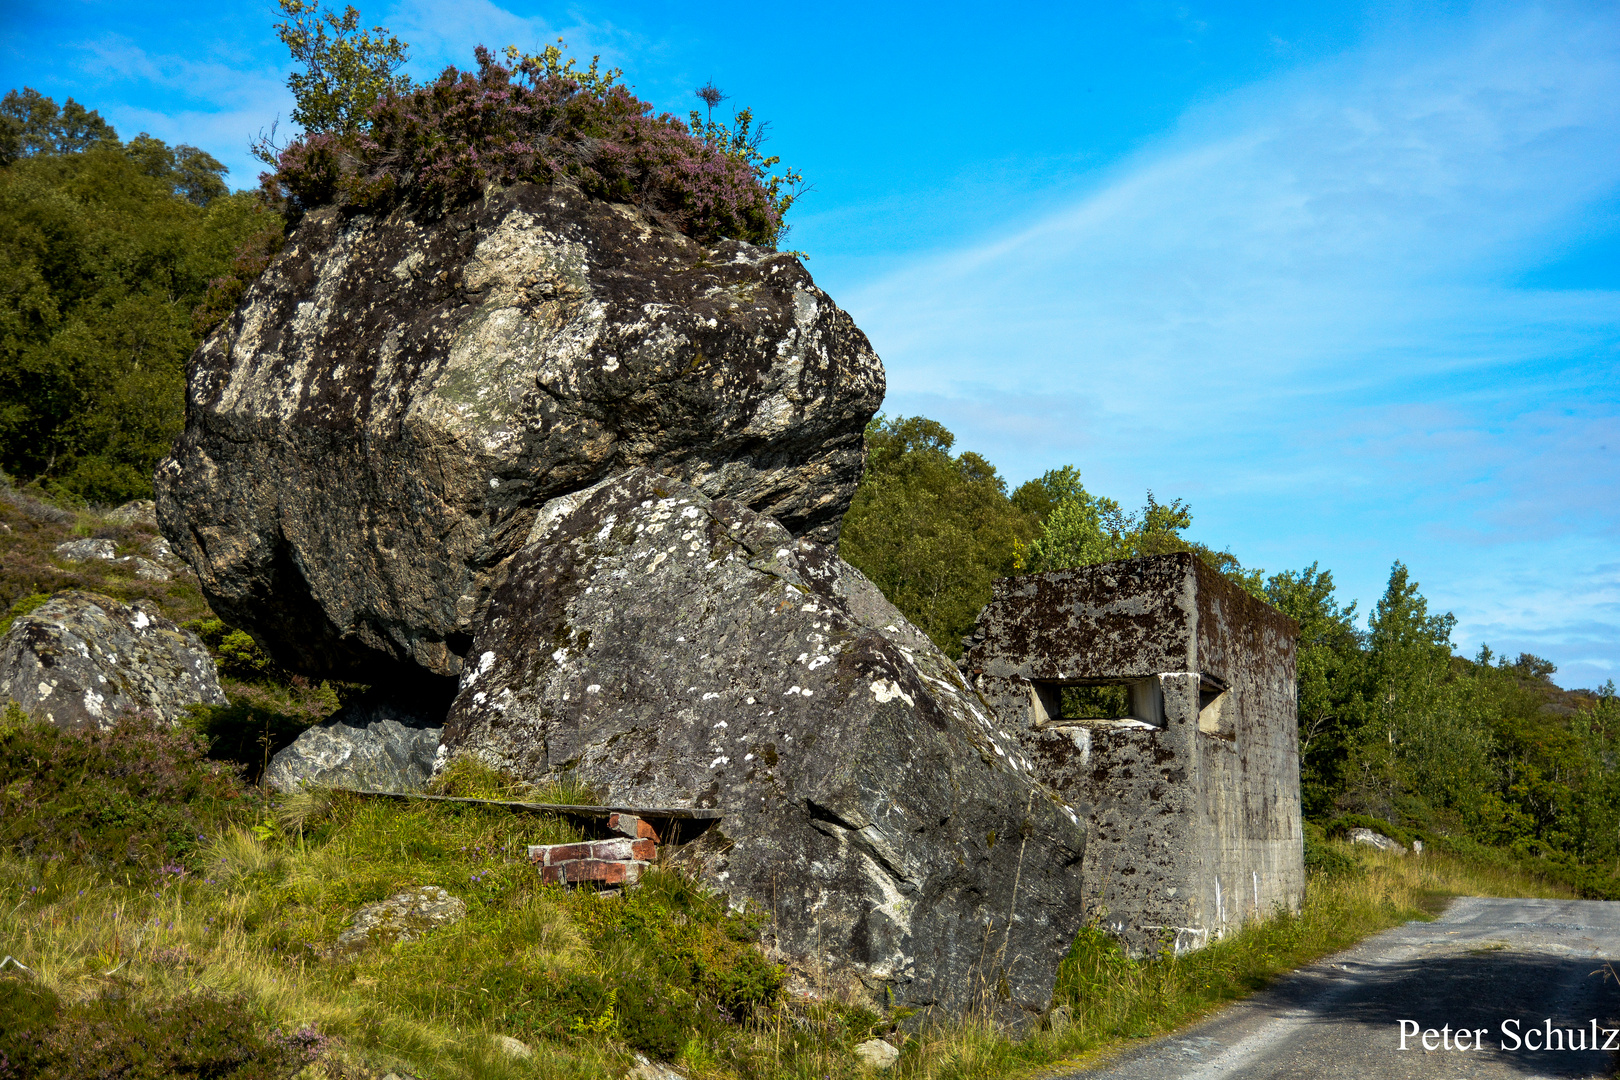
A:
961;554;1304;956
1062;898;1620;1079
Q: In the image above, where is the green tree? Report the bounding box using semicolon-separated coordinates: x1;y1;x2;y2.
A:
1264;563;1363;816
0;88;119;164
1335;562;1501;830
1569;685;1620;871
257;0;411;158
0;92;270;502
1012;469;1121;571
1008;465;1087;522
124;135;229;206
839;416;1036;656
1014;472;1263;596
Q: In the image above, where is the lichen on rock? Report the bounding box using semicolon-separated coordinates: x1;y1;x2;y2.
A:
157;182;883;685
330;885;467;958
0;590;226;729
265;698;444;793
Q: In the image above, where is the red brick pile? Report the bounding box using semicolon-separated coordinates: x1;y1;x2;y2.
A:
530;813;659;886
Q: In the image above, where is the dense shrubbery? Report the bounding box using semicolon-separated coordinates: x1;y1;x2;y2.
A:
263;39;801;247
1302;822;1362;880
0;708;259;877
1327;814;1416;848
0;981;310;1080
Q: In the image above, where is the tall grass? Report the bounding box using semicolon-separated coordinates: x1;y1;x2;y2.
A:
2;813;1573;1080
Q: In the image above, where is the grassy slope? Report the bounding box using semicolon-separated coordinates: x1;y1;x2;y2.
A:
0;483;1593;1079
0;487;211;630
1;770;1571;1080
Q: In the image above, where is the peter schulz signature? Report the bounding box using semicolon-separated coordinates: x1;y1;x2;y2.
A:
1399;961;1619;1053
1398;1020;1619;1053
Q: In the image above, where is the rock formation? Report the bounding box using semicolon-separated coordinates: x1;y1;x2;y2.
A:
443;469;1087;1018
0;591;225;728
155;182;883;685
264;698;444;793
330;885;466;958
152;178;1104;1019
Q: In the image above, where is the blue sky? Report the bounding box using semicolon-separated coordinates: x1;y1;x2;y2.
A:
3;1;1616;688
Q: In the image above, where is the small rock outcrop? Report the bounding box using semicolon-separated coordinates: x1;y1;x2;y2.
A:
1347;827;1406;854
54;538;116;562
156;183;884;685
53;537;175;580
264;698;443;793
854;1039;900;1070
331;885;466;957
105;499;158;528
443;469;1086;1019
0;591;225;728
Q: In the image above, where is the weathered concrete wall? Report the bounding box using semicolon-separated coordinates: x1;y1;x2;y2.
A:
959;553;1303;954
1191;557;1303;943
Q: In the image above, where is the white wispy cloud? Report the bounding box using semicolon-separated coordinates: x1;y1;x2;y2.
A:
842;3;1620;686
64;33;290;184
382;0;640;79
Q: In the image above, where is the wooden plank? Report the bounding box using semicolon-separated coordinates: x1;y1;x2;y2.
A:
336;788;723;820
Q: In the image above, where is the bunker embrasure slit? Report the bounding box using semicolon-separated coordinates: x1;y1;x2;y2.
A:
1030;677;1164;728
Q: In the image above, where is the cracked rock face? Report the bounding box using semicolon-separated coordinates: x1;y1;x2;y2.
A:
0;591;226;729
156;183;884;684
443;469;1087;1019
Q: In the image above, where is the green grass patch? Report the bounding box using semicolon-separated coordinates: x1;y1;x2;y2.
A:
0;711;262;883
0;738;884;1079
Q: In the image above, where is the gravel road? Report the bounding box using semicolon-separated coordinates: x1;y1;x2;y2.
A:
1060;897;1620;1079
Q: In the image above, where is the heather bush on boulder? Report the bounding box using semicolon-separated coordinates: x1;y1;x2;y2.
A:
264;43;801;247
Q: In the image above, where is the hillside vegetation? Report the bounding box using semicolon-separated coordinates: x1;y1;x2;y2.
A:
2;3;1617;1072
0;678;1576;1080
0;90;276;505
0;397;1607;1080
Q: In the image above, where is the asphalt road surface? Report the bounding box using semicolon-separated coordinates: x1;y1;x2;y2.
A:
1062;898;1620;1080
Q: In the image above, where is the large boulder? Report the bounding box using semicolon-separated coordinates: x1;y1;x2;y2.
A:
0;591;225;729
155;183;884;684
443;469;1087;1020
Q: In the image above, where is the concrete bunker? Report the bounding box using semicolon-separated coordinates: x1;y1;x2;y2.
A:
960;551;1305;955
